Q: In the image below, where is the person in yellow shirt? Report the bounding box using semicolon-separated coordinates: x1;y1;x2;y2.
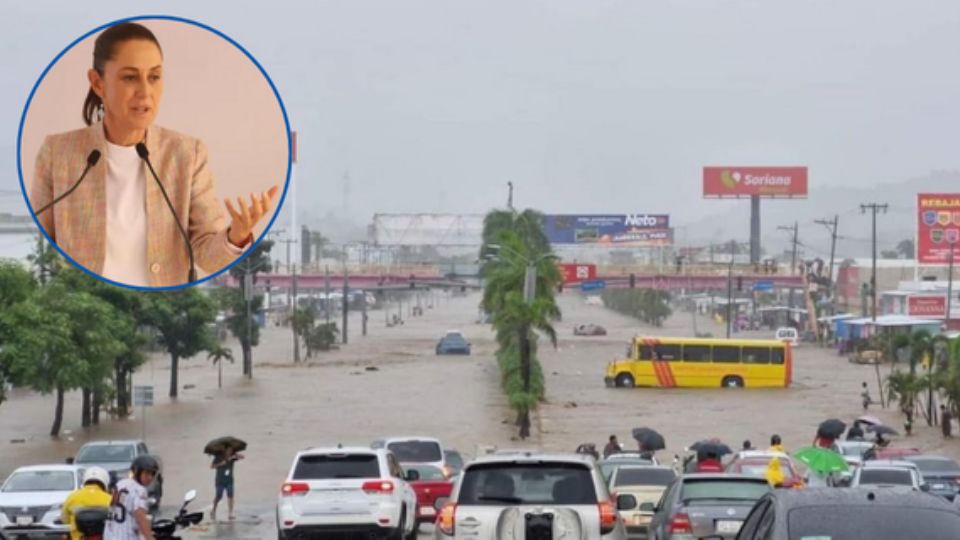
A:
765;456;785;488
769;434;786;454
62;466;113;540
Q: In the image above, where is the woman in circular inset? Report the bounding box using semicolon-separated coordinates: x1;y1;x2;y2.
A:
30;22;278;288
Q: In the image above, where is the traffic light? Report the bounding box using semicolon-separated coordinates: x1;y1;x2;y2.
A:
629;273;636;289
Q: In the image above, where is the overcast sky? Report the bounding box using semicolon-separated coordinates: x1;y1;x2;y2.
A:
3;0;959;233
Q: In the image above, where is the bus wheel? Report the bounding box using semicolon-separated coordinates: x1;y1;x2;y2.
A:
616;373;635;388
722;376;744;389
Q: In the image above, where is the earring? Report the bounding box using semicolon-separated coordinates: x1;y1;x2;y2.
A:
97;103;104;122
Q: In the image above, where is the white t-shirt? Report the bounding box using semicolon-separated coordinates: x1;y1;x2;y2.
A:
104;478;149;540
101;140;150;287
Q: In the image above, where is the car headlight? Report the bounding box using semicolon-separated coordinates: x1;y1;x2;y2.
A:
49;504;62;512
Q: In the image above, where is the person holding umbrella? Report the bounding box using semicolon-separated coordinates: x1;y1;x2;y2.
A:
206;436;247;522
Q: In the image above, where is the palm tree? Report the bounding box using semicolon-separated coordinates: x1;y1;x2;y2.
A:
208;346;234;389
480;219;561;439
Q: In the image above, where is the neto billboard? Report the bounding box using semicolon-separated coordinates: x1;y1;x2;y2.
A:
543;214;671;246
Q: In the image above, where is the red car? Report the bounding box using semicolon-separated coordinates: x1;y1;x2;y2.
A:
404;464;454;528
726;451;805;489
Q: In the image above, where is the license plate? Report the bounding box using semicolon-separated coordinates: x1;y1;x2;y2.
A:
632;515;649;526
934;484;946;489
420;506;436;516
16;515;34;526
716;520;742;534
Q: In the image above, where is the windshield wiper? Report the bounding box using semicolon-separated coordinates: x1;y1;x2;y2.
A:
477;495;525;504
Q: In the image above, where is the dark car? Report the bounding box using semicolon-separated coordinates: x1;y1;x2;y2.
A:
649;474;771;540
905;455;960;501
71;440;163;512
436;331;471;355
735;487;960;540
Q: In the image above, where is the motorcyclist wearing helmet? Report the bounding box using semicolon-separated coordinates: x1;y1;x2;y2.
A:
63;466;113;540
104;456;158;540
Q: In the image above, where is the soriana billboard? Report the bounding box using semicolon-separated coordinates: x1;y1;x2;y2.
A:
703;167;808;198
917;194;960;265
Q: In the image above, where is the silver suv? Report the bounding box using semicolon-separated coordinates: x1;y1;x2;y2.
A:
434;452;628;539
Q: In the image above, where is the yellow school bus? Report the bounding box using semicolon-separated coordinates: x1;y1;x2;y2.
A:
604;336;792;389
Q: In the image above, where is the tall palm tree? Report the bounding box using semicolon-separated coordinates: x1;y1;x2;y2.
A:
480;219;561;439
208;346;234;389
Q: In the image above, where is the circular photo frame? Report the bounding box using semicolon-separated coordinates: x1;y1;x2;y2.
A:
17;15;291;290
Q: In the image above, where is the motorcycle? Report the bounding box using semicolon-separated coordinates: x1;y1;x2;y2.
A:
152;489;203;540
73;490;201;540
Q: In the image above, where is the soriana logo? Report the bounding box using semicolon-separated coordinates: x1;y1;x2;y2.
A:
703;167;808;198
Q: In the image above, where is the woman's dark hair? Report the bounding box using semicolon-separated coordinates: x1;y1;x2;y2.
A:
82;22;163;126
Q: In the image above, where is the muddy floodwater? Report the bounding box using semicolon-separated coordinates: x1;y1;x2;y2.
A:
2;292;958;538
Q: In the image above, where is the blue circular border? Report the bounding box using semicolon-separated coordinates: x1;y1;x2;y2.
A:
16;14;292;292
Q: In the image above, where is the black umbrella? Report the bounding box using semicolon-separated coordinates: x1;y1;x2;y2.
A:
204;436;247;456
689;440;732;458
817;418;847;439
631;428;666;451
866;424;899;437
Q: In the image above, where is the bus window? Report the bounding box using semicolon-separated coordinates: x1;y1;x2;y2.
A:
712;345;741;363
742;347;771;364
653;344;681;361
682;345;711;362
771;348;785;365
637;345;653;361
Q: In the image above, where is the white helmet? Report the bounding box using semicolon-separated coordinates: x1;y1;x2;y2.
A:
82;467;111;490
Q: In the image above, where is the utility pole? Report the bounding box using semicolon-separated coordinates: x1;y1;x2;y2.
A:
815;215;840;314
947;242;956;331
860;204;889;321
726;244;735;339
292;262;300;364
507;182;514;210
275;236;299;364
324;265;331;325
342;263;349;345
778;222;799;309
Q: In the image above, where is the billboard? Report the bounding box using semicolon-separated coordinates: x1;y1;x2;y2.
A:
543;214;672;247
917;194;960;265
703;167;808;198
908;295;946;317
559;263;597;284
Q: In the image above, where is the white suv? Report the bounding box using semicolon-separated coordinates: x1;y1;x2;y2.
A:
434;452;628;539
276;447;419;539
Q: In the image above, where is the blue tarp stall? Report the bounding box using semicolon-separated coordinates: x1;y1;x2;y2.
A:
834;315;942;340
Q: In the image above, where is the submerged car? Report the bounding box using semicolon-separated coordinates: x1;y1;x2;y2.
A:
574;324;608;336
436;331;471;355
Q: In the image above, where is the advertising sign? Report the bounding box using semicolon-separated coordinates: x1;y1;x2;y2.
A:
908;296;946;317
543;215;672;246
917;194;960;265
560;263;597;284
703;167;808;198
581;280;606;292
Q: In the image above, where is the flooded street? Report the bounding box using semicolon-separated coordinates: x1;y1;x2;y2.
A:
2;292;959;538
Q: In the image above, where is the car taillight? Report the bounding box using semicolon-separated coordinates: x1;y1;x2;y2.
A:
598;500;618;535
362;480;395;494
667;511;693;534
438;501;457;535
281;482;309;496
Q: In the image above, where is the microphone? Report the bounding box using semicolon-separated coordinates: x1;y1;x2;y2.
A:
136;143;197;283
35;150;101;215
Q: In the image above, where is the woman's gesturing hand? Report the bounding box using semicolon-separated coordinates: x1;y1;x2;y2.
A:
225;185;279;247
